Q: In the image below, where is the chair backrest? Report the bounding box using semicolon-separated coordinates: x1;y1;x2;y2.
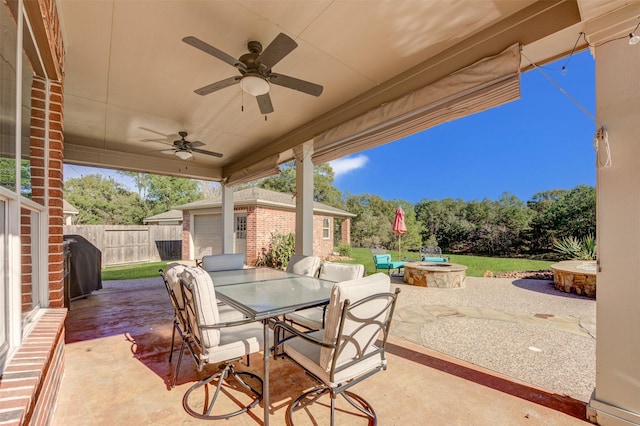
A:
286;254;321;277
179;266;222;354
161;263;189;328
320;273;399;378
201;253;245;272
373;254;391;266
419;245;442;258
319;262;365;282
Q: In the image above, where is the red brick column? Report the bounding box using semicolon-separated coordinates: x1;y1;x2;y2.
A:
341;218;351;245
181;211;191;260
30;77;65;308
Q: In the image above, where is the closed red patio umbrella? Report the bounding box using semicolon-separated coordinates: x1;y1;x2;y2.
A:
392;207;407;260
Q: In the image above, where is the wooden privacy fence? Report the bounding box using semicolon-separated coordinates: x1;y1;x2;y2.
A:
63;225;182;266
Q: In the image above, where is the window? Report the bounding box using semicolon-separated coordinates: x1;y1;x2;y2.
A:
322;218;331;239
0;0;48;372
235;215;247;239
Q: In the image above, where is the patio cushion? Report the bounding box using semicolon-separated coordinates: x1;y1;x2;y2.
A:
422;256;447;263
180;267;221;349
319;262;365;282
165;262;188;314
320;273;391;370
286;254;321;277
201;253;245;272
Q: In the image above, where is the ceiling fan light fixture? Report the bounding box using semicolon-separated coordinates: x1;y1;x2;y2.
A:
630;33;640;45
161;149;175;155
241;75;270;96
175;150;193;160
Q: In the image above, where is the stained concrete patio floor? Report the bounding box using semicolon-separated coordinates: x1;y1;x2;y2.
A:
51;274;593;425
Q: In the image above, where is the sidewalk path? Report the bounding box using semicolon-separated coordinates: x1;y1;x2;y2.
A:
389;276;596;402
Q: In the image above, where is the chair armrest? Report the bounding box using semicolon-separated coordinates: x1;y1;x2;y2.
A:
199;317;256;329
272;320;335;358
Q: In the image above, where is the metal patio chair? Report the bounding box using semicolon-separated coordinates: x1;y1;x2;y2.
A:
274;273;400;425
418;245;449;262
285;262;366;330
178;266;266;420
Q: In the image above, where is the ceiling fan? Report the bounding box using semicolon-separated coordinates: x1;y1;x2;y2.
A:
182;33;323;114
144;131;223;160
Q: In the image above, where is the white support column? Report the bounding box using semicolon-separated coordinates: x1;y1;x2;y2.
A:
295;141;314;256
221;184;234;253
588;39;640;425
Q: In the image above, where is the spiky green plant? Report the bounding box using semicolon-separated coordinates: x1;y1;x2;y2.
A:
553;235;596;260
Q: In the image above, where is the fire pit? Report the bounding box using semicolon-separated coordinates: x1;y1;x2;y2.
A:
550;260;596;298
403;261;467;288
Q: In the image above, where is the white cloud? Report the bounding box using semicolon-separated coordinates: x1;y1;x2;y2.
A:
329;155;369;177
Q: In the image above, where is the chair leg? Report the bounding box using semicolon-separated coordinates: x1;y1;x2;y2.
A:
172;340;185;389
288;387;377;425
169;322;177;363
182;362;263;420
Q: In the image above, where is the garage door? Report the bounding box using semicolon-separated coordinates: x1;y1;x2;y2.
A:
193;214;222;258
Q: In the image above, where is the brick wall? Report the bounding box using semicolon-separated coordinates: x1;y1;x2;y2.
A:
30;77;65;308
0;310;66;425
21;209;33;313
250;207;337;264
313;215;334;258
181;210;191;260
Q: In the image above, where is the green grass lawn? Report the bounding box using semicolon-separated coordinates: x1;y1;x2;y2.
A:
102;261;170;281
101;250;553;280
342;248;552;277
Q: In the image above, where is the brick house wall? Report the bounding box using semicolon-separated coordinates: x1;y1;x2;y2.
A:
0;3;68;425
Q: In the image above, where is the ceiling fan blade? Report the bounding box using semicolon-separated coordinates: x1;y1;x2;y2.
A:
182;36;246;71
258;33;297;69
191;147;224;158
269;73;323;97
186;141;205;148
256;93;274;114
194;76;241;96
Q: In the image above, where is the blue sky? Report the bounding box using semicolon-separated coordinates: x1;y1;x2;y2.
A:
329;50;596;203
64;50;596;204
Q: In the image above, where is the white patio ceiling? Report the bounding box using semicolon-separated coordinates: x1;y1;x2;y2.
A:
59;0;635;182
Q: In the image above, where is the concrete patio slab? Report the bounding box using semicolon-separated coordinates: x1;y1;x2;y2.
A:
51;275;593;425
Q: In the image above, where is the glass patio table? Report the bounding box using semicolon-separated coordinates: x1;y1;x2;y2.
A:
208;267;300;287
211;269;335;425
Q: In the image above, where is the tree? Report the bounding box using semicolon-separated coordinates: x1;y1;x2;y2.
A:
144;174;203;215
64;174;145;224
117;172;203;216
529;185;596;252
258;162;344;208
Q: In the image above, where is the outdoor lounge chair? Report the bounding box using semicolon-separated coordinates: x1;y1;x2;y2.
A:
273;273;400;425
419;246;449;262
286;254;321;277
372;253;406;275
178;266;266;420
284;262;366;330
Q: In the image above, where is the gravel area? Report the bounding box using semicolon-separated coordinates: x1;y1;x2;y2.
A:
390;276;596;402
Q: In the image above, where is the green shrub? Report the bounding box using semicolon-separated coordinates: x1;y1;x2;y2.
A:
256;232;295;269
336;242;352;257
553;235;596;260
424;234;438;247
